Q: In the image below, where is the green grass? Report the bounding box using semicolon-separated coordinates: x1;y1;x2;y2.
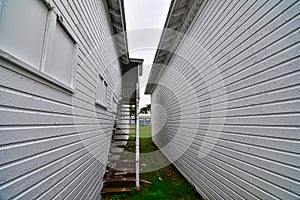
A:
129;125;151;138
128;126;152;153
104;125;202;200
139;126;152;138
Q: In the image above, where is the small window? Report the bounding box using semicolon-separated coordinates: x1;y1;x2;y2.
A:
0;0;48;68
96;75;108;107
112;95;118;113
44;22;76;86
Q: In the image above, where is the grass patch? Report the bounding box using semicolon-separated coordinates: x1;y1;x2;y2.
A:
129;125;151;138
130;125;151;139
139;126;152;138
104;126;202;200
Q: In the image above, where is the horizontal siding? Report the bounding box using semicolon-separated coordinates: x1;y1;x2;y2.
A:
152;0;300;199
0;0;121;199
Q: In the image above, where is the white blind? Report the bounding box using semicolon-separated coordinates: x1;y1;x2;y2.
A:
0;0;48;68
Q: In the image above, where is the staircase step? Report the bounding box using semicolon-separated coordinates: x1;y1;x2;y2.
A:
113;134;131;136
115;128;135;130
120;102;135;104
111;145;136;148
114;130;132;133
114;171;130;176
104;177;136;183
114;130;131;132
102;187;132;193
109;152;135;155
106;168;135;173
119;106;134;108
113;136;135;139
112;139;135;142
108;159;136;163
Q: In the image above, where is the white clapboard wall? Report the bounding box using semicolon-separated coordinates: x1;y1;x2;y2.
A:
152;0;300;199
0;0;121;199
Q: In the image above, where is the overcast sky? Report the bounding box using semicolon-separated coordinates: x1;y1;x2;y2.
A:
124;0;172;108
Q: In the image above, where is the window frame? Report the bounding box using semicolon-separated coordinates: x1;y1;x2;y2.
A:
42;10;79;89
95;74;108;108
112;94;119;114
0;1;78;93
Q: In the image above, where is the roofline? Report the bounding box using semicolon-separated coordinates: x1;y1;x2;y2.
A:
150;0;177;67
145;0;203;94
129;58;144;76
129;58;144;63
104;0;130;64
119;0;130;64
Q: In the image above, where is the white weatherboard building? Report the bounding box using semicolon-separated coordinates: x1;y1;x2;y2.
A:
0;0;143;199
0;0;300;199
146;0;300;199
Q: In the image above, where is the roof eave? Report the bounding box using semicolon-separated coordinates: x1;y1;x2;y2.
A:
105;0;130;64
145;0;203;94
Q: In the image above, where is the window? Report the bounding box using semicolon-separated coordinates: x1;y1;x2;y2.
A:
0;0;78;90
96;75;108;107
112;95;118;113
0;0;48;68
44;22;77;86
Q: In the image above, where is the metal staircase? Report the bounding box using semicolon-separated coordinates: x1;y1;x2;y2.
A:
102;97;140;194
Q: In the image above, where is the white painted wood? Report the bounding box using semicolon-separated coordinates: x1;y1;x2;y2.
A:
136;82;140;188
150;0;300;199
0;0;123;199
122;66;138;98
